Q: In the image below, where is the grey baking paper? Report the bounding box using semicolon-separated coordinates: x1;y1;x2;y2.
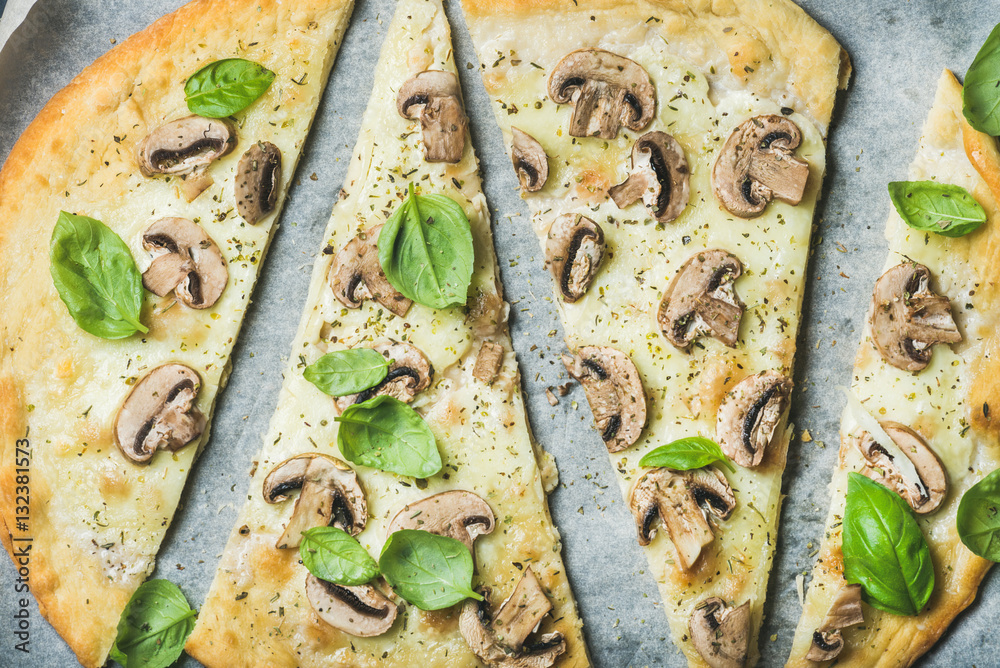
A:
1;0;998;666
0;0;39;55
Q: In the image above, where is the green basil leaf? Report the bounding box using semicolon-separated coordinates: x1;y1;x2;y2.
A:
377;183;474;309
299;527;380;586
49;211;148;339
963;23;1000;135
842;473;934;616
638;436;735;473
887;181;986;238
304;349;390;396
184;58;276;118
378;529;483;610
957;467;1000;561
111;579;197;668
335;395;442;478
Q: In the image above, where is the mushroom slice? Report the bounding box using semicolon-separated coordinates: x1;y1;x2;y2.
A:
328;224;412;317
113;364;206;464
628;467;735;571
332;340;433;414
855;421;947;514
562;346;646;452
305;574;397;637
511;127;548;192
716;370;793;468
547;48;655;139
141;217;228;309
473;341;505;385
459;567;567;668
712;115;810;218
544;214;606;303
689;597;751;668
235;141;282;225
658;249;744;349
609;131;690;224
806;583;864;662
397;70;468;163
870;262;962;372
386;490;495;554
262;453;367;549
137;115;235;176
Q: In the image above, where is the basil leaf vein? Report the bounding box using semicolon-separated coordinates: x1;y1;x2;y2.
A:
842;472;934;616
957;467;1000;561
887;181;986;237
638;436;735;473
110;579;196;668
304;348;390;396
335;395;442;478
49;211;148;339
378;529;482;611
300;527;379;586
184;58;276;118
963;23;1000;136
377;184;474;310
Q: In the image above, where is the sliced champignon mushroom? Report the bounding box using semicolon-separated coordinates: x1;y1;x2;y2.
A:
562;346;646;452
386;490;495;554
547;48;655;139
712;115;810;218
609;131;690;224
855;421;947;514
689;597;750;668
328;224;412;317
511;127;548;192
544;214;605;303
332;340;433;414
305;574;397;637
113;364;205;464
716;370;793;468
658;249;744;349
870;262;962;372
137;115;235;176
459;567;566;668
473;341;505;385
235;141;282;225
262;453;367;549
141;217;228;309
397;70;468;163
806;583;864;662
628;467;735;571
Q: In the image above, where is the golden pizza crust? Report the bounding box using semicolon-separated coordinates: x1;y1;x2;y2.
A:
185;0;587;665
787;69;1000;668
0;1;354;665
461;0;849;133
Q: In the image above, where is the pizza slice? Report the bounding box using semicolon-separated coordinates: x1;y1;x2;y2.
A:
787;69;1000;667
184;0;587;665
459;0;848;664
0;0;355;665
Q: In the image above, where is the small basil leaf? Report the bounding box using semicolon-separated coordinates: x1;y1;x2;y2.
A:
184;58;276;118
111;579;197;668
638;437;735;473
963;23;1000;136
378;183;475;310
887;181;986;238
957;467;1000;561
842;473;934;616
335;395;442;478
49;211;148;339
304;349;390;396
378;529;483;611
299;527;380;586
